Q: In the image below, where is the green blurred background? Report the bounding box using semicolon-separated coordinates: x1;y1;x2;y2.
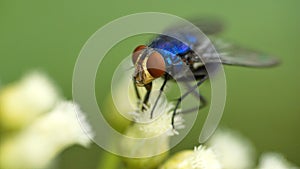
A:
1;0;299;168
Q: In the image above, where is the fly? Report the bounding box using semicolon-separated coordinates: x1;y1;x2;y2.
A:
131;19;279;128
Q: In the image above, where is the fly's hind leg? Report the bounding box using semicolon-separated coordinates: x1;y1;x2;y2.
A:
180;82;207;113
171;75;208;129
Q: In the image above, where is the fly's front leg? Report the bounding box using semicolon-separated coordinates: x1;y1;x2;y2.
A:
141;82;152;111
150;75;168;118
133;78;142;107
172;75;208;128
133;78;141;100
133;77;153;112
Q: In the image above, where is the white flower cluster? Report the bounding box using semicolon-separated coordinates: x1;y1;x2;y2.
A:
0;72;93;169
120;89;184;169
130;98;184;137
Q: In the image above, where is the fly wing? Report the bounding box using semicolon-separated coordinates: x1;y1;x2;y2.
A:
209;39;280;67
163;18;224;35
156;19;279;67
188;18;224;35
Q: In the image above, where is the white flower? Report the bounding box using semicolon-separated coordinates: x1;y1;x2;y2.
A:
0;101;93;169
191;145;222;169
130;95;184;137
207;128;255;169
257;152;299;169
0;71;61;129
159;145;221;169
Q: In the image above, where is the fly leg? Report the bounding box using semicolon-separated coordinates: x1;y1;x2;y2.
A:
180;82;207;113
177;92;207;114
133;78;141;100
142;82;152;111
133;78;152;111
172;75;208;128
133;78;143;109
150;74;169;118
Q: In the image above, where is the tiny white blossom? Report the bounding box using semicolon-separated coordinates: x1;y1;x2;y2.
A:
0;101;93;169
257;152;299;169
191;145;222;169
0;71;61;129
207;128;255;169
130;96;184;137
159;145;221;169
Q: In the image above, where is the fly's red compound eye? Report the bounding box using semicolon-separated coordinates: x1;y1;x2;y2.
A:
146;51;166;78
132;45;147;64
